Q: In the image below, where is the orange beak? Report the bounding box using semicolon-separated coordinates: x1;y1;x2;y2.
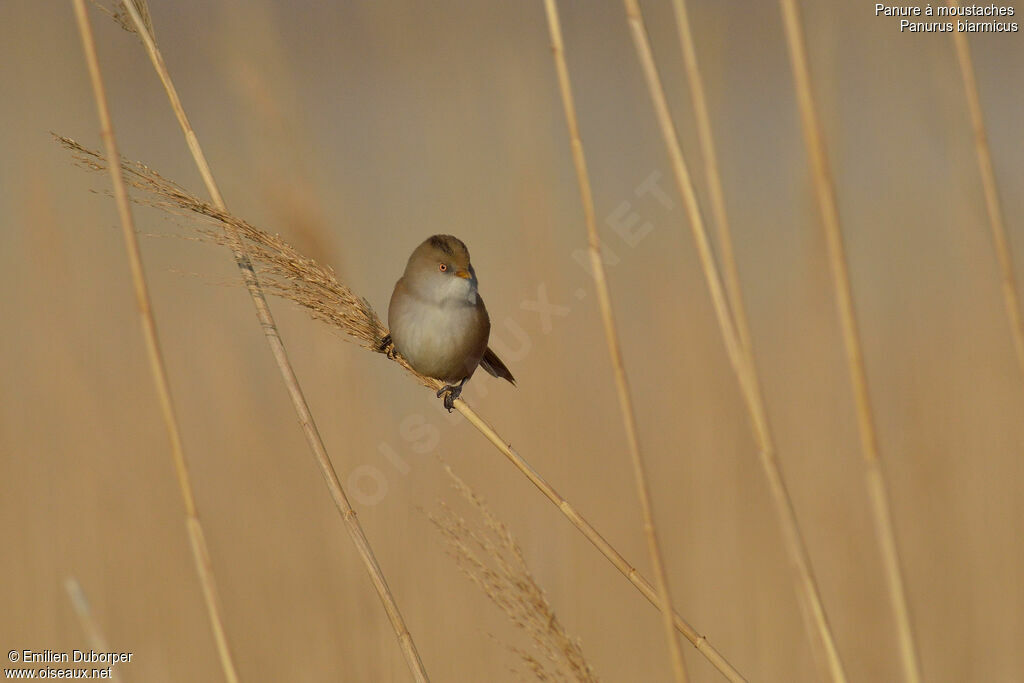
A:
454;269;472;280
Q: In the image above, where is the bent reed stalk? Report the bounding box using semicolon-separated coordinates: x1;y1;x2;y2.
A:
69;3;240;681
542;1;689;681
110;2;430;681
57;136;747;683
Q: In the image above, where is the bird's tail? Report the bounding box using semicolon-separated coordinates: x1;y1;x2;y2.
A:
480;347;516;386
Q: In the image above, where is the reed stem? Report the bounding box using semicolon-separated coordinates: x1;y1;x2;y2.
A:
71;2;239;679
543;1;689;680
779;1;920;680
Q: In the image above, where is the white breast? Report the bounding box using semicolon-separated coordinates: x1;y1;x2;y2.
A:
389;295;487;382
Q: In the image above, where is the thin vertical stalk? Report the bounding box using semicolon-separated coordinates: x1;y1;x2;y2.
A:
949;2;1024;381
542;1;688;681
669;0;750;354
621;1;848;680
778;2;921;681
70;3;239;680
116;2;429;680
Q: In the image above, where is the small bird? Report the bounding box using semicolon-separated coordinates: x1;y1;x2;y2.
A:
382;235;515;411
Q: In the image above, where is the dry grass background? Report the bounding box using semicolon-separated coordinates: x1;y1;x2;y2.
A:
1;1;1023;681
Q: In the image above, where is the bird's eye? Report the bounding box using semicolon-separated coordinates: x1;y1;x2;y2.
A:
438;263;448;272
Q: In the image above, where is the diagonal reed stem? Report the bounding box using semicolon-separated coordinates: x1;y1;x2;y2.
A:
542;2;689;681
779;1;921;681
621;0;848;680
70;2;240;680
949;2;1024;382
115;2;429;680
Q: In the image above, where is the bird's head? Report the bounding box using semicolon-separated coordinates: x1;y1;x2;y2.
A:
404;234;479;304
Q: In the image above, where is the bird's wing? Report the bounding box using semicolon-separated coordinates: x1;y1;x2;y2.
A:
480;347;516;386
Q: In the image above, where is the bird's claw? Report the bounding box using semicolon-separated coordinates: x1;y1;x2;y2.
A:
436;381;464;412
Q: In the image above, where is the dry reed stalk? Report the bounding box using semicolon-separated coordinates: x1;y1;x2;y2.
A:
949;2;1024;381
542;1;688;681
620;1;847;680
668;0;750;355
778;1;921;681
90;2;431;680
56;138;746;683
69;3;240;681
64;579;125;683
430;465;599;682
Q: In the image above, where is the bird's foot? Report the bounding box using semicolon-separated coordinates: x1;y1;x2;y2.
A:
378;334;397;359
436;378;467;412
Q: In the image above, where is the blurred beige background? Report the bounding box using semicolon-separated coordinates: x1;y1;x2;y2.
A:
2;1;1023;681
